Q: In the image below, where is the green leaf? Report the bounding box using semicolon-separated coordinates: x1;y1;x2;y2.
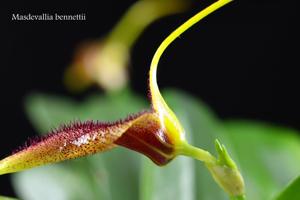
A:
274;176;300;200
15;88;300;200
164;89;228;200
223;120;300;200
140;89;300;200
25;89;146;133
12;164;101;200
13;89;147;200
0;196;18;200
140;89;227;200
140;156;195;200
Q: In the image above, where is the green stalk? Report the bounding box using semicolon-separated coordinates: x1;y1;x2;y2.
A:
178;140;246;199
230;195;246;200
146;0;246;198
106;0;189;48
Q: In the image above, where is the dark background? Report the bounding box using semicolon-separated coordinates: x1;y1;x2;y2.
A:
1;0;299;197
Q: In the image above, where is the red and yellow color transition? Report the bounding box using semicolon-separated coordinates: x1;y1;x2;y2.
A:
0;110;178;174
0;0;245;199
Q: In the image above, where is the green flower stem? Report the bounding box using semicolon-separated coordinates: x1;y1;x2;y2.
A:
143;0;246;197
178;141;246;200
106;0;189;48
178;142;216;164
80;0;189;91
230;195;246;200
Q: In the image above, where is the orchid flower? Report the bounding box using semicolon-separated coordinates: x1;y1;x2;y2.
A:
0;0;245;199
64;0;190;92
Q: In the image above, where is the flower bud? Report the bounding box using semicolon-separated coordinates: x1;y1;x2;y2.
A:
116;111;177;166
206;140;245;197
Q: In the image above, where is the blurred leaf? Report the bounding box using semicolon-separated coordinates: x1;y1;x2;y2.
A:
25;89;147;133
141;89;300;200
24;94;77;132
165;89;228;200
12;164;99;200
140;156;195;200
223;120;300;200
13;89;147;200
0;196;18;200
140;89;227;200
274;176;300;200
15;88;300;200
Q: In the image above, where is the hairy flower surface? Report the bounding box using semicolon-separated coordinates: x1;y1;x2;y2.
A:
0;111;177;174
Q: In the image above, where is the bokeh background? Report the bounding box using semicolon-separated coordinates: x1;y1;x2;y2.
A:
2;0;299;197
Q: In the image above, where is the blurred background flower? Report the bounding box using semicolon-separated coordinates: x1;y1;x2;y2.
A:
64;0;190;92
